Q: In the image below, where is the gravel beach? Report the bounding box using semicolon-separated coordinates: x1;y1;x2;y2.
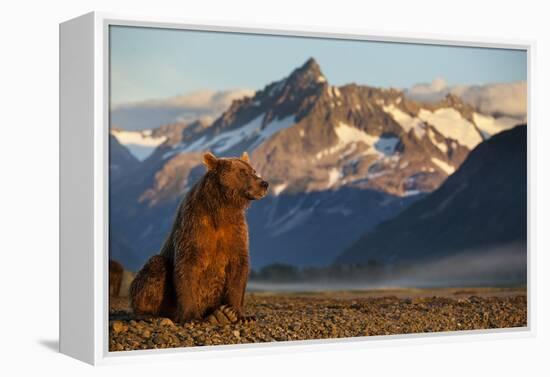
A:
109;288;527;352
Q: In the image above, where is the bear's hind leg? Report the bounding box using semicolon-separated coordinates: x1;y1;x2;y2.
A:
130;255;176;318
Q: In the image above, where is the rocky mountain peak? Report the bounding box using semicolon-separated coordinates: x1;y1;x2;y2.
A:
291;57;324;83
284;57;326;91
203;58;327;134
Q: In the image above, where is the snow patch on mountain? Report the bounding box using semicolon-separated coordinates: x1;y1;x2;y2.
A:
340;143;358;159
472;113;519;137
111;129;167;161
164;114;295;158
384;105;484;149
249;115;295;149
210;115;265;152
328;86;341;98
272;182;288;196
327;168;340;188
428;129;448;153
335;122;378;146
431;157;456;175
382;104;425;138
418;108;482;149
317;122;401;162
162;136;207;159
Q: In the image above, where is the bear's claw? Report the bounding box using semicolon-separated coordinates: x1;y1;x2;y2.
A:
205;305;256;325
206;305;237;325
239;315;256;324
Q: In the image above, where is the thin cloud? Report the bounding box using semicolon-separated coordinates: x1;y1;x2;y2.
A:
111;89;255;131
452;82;527;118
407;77;448;100
405;79;527;119
127;89;255;110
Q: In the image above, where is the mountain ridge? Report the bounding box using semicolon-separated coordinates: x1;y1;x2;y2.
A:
335;124;527;266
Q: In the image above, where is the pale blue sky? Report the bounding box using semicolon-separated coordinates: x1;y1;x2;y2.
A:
110;25;527;105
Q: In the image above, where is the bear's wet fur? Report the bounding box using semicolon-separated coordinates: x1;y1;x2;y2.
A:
130;152;268;323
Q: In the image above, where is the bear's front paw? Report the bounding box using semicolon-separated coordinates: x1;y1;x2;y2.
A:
206;305;239;325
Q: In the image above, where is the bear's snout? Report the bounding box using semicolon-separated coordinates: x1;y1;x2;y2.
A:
246;178;269;200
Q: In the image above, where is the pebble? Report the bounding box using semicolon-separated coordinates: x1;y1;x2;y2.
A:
141;329;151;338
159;318;174;327
111;320;127;334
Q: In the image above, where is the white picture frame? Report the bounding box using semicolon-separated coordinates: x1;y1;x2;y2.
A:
59;11;535;365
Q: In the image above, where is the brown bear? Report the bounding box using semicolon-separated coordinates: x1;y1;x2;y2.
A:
130;151;268;324
109;259;124;297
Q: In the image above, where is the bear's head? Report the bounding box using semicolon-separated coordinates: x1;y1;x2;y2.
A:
203;151;269;202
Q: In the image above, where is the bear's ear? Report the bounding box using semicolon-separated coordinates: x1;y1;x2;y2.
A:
203;152;218;170
241;151;250;163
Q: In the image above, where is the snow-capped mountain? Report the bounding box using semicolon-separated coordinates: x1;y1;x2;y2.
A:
109;58;524;270
135;58;517;203
111;128;168;161
110;119;209;161
335;125;527;275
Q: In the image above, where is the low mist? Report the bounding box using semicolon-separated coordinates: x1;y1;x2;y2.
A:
248;243;527;292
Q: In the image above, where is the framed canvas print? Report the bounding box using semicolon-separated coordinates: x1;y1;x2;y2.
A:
59;12;533;365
